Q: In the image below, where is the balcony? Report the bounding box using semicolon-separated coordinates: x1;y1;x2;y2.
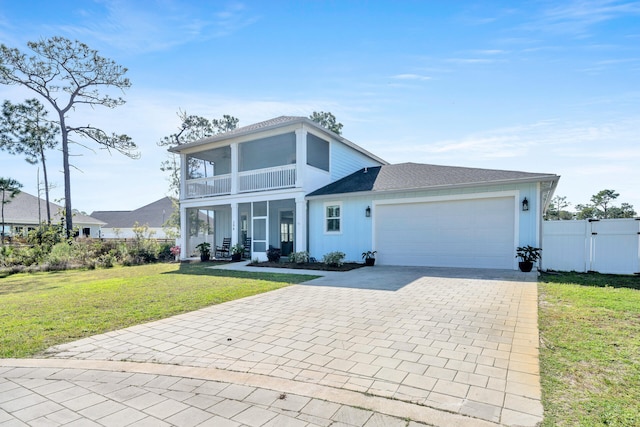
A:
239;164;296;193
186;175;231;198
185;164;296;199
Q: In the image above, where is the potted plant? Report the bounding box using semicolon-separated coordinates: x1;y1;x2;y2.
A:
516;245;541;272
231;243;244;261
195;242;211;262
362;250;377;266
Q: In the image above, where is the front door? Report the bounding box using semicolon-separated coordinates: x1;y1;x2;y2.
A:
280;210;294;256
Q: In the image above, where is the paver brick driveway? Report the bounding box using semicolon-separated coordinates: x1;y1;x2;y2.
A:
44;266;543;426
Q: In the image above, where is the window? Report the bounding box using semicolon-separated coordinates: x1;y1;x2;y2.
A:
307;133;330;171
325;203;341;233
239;133;296;171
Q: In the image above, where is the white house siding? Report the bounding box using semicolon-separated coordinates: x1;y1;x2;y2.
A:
305;166;332;194
308;182;542;267
308;194;373;263
330;142;385;181
99;227;171;239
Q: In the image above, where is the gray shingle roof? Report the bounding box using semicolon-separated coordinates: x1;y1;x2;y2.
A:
307;163;559;197
1;192;105;225
167;115;388;165
91;197;176;228
168;116;309;153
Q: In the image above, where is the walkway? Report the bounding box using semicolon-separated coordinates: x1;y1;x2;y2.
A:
1;265;543;426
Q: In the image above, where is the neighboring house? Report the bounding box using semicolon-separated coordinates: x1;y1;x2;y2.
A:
170;116;560;269
91;197;177;239
0;191;105;238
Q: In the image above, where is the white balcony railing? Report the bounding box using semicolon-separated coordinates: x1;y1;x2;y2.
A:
185;174;231;198
184;165;297;199
239;164;296;193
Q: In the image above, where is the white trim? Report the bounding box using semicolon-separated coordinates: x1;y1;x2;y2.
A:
179;188;307;209
324;201;343;235
373;190;520;270
305;175;560;201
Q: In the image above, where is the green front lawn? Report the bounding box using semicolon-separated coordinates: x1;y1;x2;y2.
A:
0;263;318;358
539;272;640;427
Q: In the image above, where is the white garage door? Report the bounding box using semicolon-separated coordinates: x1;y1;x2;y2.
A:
375;197;515;269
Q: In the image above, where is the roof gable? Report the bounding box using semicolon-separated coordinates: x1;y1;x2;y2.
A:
91;197;176;228
307;163;559;197
1;192;105;225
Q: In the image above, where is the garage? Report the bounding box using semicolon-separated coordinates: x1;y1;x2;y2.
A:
374;196;516;269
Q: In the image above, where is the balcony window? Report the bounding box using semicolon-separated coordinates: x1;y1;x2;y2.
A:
239;133;296;172
187;146;231;179
307;133;329;172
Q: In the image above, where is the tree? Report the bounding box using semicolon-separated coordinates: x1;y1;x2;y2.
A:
0;98;59;223
608;203;637;219
0;177;22;246
575;204;598;220
157;111;239;199
575;189;636;219
590;189;619;219
0;37;138;236
309;111;343;135
544;195;573;220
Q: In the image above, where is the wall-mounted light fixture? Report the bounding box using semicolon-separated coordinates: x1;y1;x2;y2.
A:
522;197;529;212
365;206;371;217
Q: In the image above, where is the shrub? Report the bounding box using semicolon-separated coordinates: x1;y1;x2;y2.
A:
96;253;116;268
266;246;281;262
289;251;309;264
157;243;174;262
322;251;345;267
47;242;74;268
27;223;68;253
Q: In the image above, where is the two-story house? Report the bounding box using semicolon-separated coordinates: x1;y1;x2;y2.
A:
170;116;559;269
170;116;386;261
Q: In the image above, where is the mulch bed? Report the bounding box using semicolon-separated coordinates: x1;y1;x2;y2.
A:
249;261;365;272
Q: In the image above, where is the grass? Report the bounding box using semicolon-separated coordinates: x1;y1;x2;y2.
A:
538;272;640;427
0;262;318;358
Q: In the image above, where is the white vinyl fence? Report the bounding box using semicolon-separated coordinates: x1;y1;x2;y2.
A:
542;218;640;275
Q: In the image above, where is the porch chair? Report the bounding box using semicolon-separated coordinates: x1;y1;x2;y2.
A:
215;237;231;258
242;237;252;259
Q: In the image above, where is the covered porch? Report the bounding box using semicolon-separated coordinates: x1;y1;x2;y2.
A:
182;197;305;261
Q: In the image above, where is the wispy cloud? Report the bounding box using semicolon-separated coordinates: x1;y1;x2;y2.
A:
445;58;496;64
390;73;432;81
472;49;509;55
526;0;640;37
48;1;259;53
375;116;640;166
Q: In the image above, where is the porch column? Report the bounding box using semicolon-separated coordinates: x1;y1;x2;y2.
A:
230;142;238;194
295;196;307;252
231;202;239;246
179;153;187;197
295;128;307;188
179;204;187;259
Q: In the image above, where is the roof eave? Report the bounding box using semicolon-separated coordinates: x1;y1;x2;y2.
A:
306;174;561;200
168;117;389;165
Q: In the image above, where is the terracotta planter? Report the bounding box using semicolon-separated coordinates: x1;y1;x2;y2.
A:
518;261;533;272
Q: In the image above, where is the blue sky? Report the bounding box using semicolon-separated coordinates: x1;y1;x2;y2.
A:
1;1;639;213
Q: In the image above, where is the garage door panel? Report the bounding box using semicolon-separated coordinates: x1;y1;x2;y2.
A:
375;197;515;269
